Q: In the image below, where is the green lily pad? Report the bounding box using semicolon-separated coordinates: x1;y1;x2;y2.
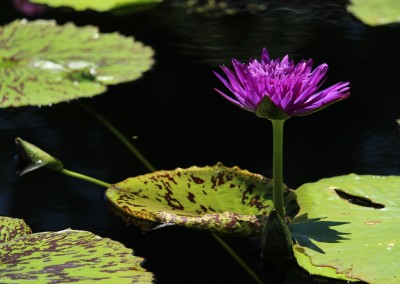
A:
0;229;153;283
0;216;32;243
30;0;162;12
106;163;297;236
290;174;400;283
347;0;400;26
0;19;154;107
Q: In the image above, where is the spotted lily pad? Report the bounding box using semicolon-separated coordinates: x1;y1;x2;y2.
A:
0;216;32;243
30;0;162;12
0;229;153;283
290;174;400;283
0;19;154;107
106;163;297;236
347;0;400;26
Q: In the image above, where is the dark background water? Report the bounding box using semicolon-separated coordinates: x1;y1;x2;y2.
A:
1;0;400;283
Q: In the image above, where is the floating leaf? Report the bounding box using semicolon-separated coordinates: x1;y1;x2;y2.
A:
0;229;154;283
30;0;162;12
0;216;32;243
0;19;154;107
106;201;159;232
106;163;297;236
290;174;400;283
347;0;400;26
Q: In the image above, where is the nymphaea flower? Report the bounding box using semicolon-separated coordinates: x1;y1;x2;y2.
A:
214;48;350;120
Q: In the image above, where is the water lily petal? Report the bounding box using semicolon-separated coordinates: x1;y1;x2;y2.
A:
214;48;349;118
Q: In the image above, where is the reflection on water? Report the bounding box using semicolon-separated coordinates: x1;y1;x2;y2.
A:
156;0;354;66
1;0;399;283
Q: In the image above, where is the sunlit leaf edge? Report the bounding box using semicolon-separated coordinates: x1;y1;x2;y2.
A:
30;0;162;12
292;245;356;282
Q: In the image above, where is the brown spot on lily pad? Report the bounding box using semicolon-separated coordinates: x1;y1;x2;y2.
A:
187;192;196;203
365;220;381;225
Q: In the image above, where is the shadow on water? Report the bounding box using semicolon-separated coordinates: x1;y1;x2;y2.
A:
1;0;399;283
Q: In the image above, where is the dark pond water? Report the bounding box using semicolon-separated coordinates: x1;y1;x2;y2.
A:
1;0;400;283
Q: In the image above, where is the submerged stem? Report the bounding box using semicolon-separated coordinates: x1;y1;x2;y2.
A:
77;102;262;283
271;119;285;218
212;234;263;284
60;168;110;188
77;101;156;172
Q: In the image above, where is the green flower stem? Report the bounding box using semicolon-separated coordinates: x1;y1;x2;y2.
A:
60;168;111;188
77;101;156;172
212;234;263;284
271;119;285;218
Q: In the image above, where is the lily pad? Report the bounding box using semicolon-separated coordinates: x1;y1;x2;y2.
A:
0;19;154;107
347;0;400;26
0;229;154;283
30;0;162;12
0;216;32;243
106;163;297;236
290;174;400;283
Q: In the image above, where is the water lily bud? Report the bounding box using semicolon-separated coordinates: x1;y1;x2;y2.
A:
261;209;293;262
15;137;63;175
12;0;48;16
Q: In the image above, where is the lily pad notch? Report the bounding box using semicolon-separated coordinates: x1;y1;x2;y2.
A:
290;174;400;283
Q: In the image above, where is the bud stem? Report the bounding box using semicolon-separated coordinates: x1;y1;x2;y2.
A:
60;168;111;188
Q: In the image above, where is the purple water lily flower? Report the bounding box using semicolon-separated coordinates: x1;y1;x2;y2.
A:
214;48;350;119
12;0;48;17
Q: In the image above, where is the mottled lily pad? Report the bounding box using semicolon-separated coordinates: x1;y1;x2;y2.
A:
30;0;162;12
0;216;32;243
0;19;154;107
106;163;297;236
0;229;154;283
347;0;400;26
290;174;400;283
